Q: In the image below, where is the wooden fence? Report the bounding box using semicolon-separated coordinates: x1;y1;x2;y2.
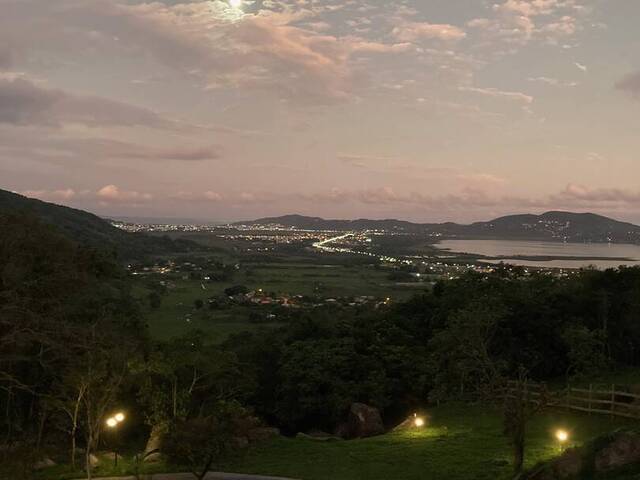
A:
502;381;640;420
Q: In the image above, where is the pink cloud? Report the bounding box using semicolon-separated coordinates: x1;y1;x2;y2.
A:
97;185;152;203
392;22;467;43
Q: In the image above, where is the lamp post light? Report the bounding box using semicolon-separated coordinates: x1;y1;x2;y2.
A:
105;412;126;467
555;429;569;451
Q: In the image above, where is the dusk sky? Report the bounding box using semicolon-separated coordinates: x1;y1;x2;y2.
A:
1;0;639;223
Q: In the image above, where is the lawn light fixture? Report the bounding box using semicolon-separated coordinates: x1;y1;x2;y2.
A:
413;413;425;428
105;412;126;466
555;429;569;443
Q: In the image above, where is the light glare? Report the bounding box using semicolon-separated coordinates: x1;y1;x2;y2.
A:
229;0;242;8
106;417;117;428
114;412;125;422
556;429;569;443
414;417;425;428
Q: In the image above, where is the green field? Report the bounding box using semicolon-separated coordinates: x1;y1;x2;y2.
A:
40;404;639;480
138;261;427;342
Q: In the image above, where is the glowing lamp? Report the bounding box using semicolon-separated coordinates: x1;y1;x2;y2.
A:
114;412;125;423
556;430;569;443
106;417;118;428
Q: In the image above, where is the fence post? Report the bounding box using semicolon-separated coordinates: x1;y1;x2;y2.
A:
611;384;615;417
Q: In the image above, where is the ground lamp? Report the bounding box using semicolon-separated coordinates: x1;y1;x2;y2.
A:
555;429;569;450
105;412;126;466
413;413;425;428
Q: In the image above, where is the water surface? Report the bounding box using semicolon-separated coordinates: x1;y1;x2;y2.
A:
435;239;640;269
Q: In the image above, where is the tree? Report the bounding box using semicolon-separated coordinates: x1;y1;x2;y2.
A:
148;291;162;310
224;285;249;297
428;300;507;401
562;325;609;379
162;404;250;480
0;213;144;476
503;371;548;475
134;332;255;458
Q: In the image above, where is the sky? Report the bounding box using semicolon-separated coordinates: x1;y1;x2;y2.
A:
1;0;639;223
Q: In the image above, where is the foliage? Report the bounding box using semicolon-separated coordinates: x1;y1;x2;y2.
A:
0;213;145;477
162;402;251;480
224;285;249;297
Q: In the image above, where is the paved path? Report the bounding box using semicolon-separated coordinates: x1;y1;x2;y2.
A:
74;473;297;480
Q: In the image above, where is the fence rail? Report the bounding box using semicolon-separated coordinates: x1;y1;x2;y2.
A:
502;381;640;420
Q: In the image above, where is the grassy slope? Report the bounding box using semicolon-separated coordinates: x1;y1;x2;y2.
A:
40;404;638;480
234;405;637;480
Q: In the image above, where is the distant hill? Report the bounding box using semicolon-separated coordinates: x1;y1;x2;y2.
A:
237;214;420;232
238;211;640;244
0;189;195;259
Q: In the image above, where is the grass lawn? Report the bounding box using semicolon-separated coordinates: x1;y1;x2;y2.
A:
40;404;639;480
231;404;638;480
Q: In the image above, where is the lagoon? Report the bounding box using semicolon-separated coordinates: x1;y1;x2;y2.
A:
435;239;640;269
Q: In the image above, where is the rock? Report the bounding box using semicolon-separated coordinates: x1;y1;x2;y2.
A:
33;457;56;470
552;448;583;478
247;427;280;442
520;448;583;480
336;403;385;439
595;432;640;472
296;432;343;442
231;436;250;449
144;423;166;463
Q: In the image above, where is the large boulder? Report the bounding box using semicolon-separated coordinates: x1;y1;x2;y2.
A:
33;457;56;470
247;427;280;443
595;432;640;472
296;431;343;442
335;403;385;439
521;448;583;480
143;424;166;463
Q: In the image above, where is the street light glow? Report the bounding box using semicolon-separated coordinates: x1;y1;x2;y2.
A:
106;417;118;428
556;429;569;443
414;417;425;428
114;412;125;423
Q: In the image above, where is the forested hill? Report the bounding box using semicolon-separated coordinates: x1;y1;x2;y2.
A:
0;189;194;259
240;211;640;244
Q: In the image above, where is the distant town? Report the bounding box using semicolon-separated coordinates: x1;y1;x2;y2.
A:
112;219;578;280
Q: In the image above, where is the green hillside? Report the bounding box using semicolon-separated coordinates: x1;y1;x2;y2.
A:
0;189;195;259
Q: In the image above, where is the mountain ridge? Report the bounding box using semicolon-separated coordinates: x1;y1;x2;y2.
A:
237;211;640;244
